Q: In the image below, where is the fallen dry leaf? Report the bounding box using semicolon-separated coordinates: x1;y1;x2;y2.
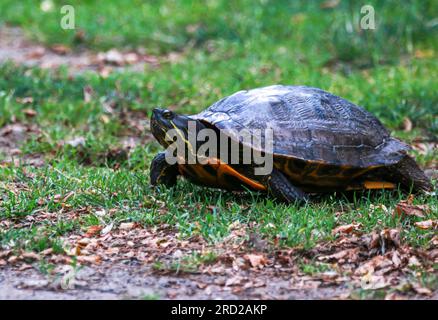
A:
77;238;91;247
76;255;102;265
385;292;407;300
50;44;71;55
244;253;267;268
101;223;114;235
26;47;45;59
332;223;360;236
104;247;120;255
23;108;37;117
85;225;103;237
408;255;422;267
371;229;400;251
7;256;18;264
402;117;413;132
225;275;245;287
0;250;11;258
18;263;33;271
119;222;135;230
319;248;359;263
21;252;40;261
360;273;390;290
412;283;432;295
414;219;436;230
355;255;392;276
391;250;402;268
394;200;429;219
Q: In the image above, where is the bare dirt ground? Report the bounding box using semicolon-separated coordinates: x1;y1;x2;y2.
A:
0;265;350;300
1;219;437;300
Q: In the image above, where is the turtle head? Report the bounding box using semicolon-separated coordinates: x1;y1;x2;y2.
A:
151;108;207;150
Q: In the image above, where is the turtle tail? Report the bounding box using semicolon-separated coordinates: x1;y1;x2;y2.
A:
390;155;433;193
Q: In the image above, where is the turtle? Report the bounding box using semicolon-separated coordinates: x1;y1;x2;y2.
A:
149;85;432;203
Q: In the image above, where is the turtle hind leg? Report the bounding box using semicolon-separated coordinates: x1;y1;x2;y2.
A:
390;155;432;193
266;169;309;204
150;152;179;188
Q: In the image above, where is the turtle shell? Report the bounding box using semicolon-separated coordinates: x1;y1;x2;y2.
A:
192;85;410;168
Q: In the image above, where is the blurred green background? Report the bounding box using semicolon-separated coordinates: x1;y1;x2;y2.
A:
1;0;437;137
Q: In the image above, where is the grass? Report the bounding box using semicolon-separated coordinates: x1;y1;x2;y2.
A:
0;1;437;257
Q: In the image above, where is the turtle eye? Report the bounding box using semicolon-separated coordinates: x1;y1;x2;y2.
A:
162;110;173;119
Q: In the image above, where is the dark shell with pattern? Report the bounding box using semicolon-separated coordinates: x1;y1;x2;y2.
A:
193;85;410;169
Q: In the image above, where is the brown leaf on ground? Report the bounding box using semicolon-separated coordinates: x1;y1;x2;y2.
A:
77;238;91;247
225;275;245;287
18;264;33;271
0;250;11;259
7;256;18;264
427;249;438;263
414;219;437;230
332;223;361;236
385;292;407;300
412;283;432;295
402;117;413;132
101;223;114;235
119;222;136;231
355;255;393;276
244;254;267;268
319;248;359;264
408;255;422;267
384;229;401;248
23;108;37;117
21;252;40;261
391;250;402;268
26;47;45;59
76;255;102;265
50;44;71;55
360;273;390;290
394;200;429;219
85;225;103;237
412;142;437;156
368;229;400;252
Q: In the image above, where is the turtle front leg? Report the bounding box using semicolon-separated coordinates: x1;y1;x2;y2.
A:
150;152;179;188
266;169;309;204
